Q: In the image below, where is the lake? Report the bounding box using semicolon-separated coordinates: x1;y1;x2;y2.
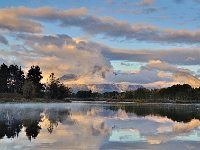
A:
0;102;200;150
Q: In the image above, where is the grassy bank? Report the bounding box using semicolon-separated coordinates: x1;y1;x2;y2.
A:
0;93;200;103
0;93;72;103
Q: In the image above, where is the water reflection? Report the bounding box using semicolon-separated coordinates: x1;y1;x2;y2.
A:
0;103;200;150
0;104;71;140
104;103;200;122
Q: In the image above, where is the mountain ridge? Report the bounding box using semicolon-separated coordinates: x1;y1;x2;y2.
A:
65;84;143;93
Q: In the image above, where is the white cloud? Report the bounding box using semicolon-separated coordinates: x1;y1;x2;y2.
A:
147;60;191;73
106;68;162;84
2;32;199;87
0;4;199;87
172;72;200;86
14;34;113;83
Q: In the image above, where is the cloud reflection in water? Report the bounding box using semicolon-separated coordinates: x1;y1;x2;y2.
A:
0;103;200;150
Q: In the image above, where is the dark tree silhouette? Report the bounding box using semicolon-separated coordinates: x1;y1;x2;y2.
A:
25;120;41;141
0;63;9;93
0;63;25;94
46;73;72;100
26;65;43;97
7;64;25;93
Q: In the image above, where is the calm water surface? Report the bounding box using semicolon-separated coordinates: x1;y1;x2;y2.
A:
0;102;200;150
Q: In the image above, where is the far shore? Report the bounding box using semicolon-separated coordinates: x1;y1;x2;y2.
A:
0;97;200;104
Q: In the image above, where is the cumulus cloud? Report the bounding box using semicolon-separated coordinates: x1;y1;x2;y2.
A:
1;30;199;87
14;33;113;82
172;72;200;86
105;58;200;87
172;119;200;133
144;118;200;145
144;60;200;87
0;5;199;86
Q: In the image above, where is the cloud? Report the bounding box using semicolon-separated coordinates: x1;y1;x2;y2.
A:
146;60;191;73
120;62;134;66
142;7;162;14
105;0;114;4
172;72;200;86
1;30;199;87
106;67;164;84
1;6;200;45
59;74;79;81
172;119;200;133
0;6;87;33
4;6;87;19
114;109;128;119
144;118;200;145
2;31;199;87
146;133;178;145
185;57;195;61
15;33;113;82
50;8;200;44
0;7;43;33
105;58;200;87
0;108;111;150
145;115;174;123
102;47;200;66
0;35;8;45
135;0;155;6
143;60;200;86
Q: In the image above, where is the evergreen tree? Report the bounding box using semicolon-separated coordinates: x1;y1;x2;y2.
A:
7;64;25;93
27;66;43;97
46;73;71;99
0;63;9;93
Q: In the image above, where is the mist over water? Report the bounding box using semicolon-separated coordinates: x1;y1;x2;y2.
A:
0;102;200;150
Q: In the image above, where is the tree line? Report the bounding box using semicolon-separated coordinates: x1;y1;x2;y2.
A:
0;63;71;100
1;63;200;102
73;84;200;102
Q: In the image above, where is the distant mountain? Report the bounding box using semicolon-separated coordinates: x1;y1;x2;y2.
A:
65;84;143;93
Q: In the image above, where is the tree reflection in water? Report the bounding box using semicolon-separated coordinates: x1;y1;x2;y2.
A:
1;102;200;146
0;107;71;140
24;120;41;141
41;109;70;134
104;103;200;123
0;110;23;139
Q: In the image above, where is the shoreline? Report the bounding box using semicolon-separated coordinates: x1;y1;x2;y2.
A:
1;98;200;104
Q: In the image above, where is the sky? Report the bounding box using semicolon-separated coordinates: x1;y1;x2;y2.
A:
0;0;200;87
